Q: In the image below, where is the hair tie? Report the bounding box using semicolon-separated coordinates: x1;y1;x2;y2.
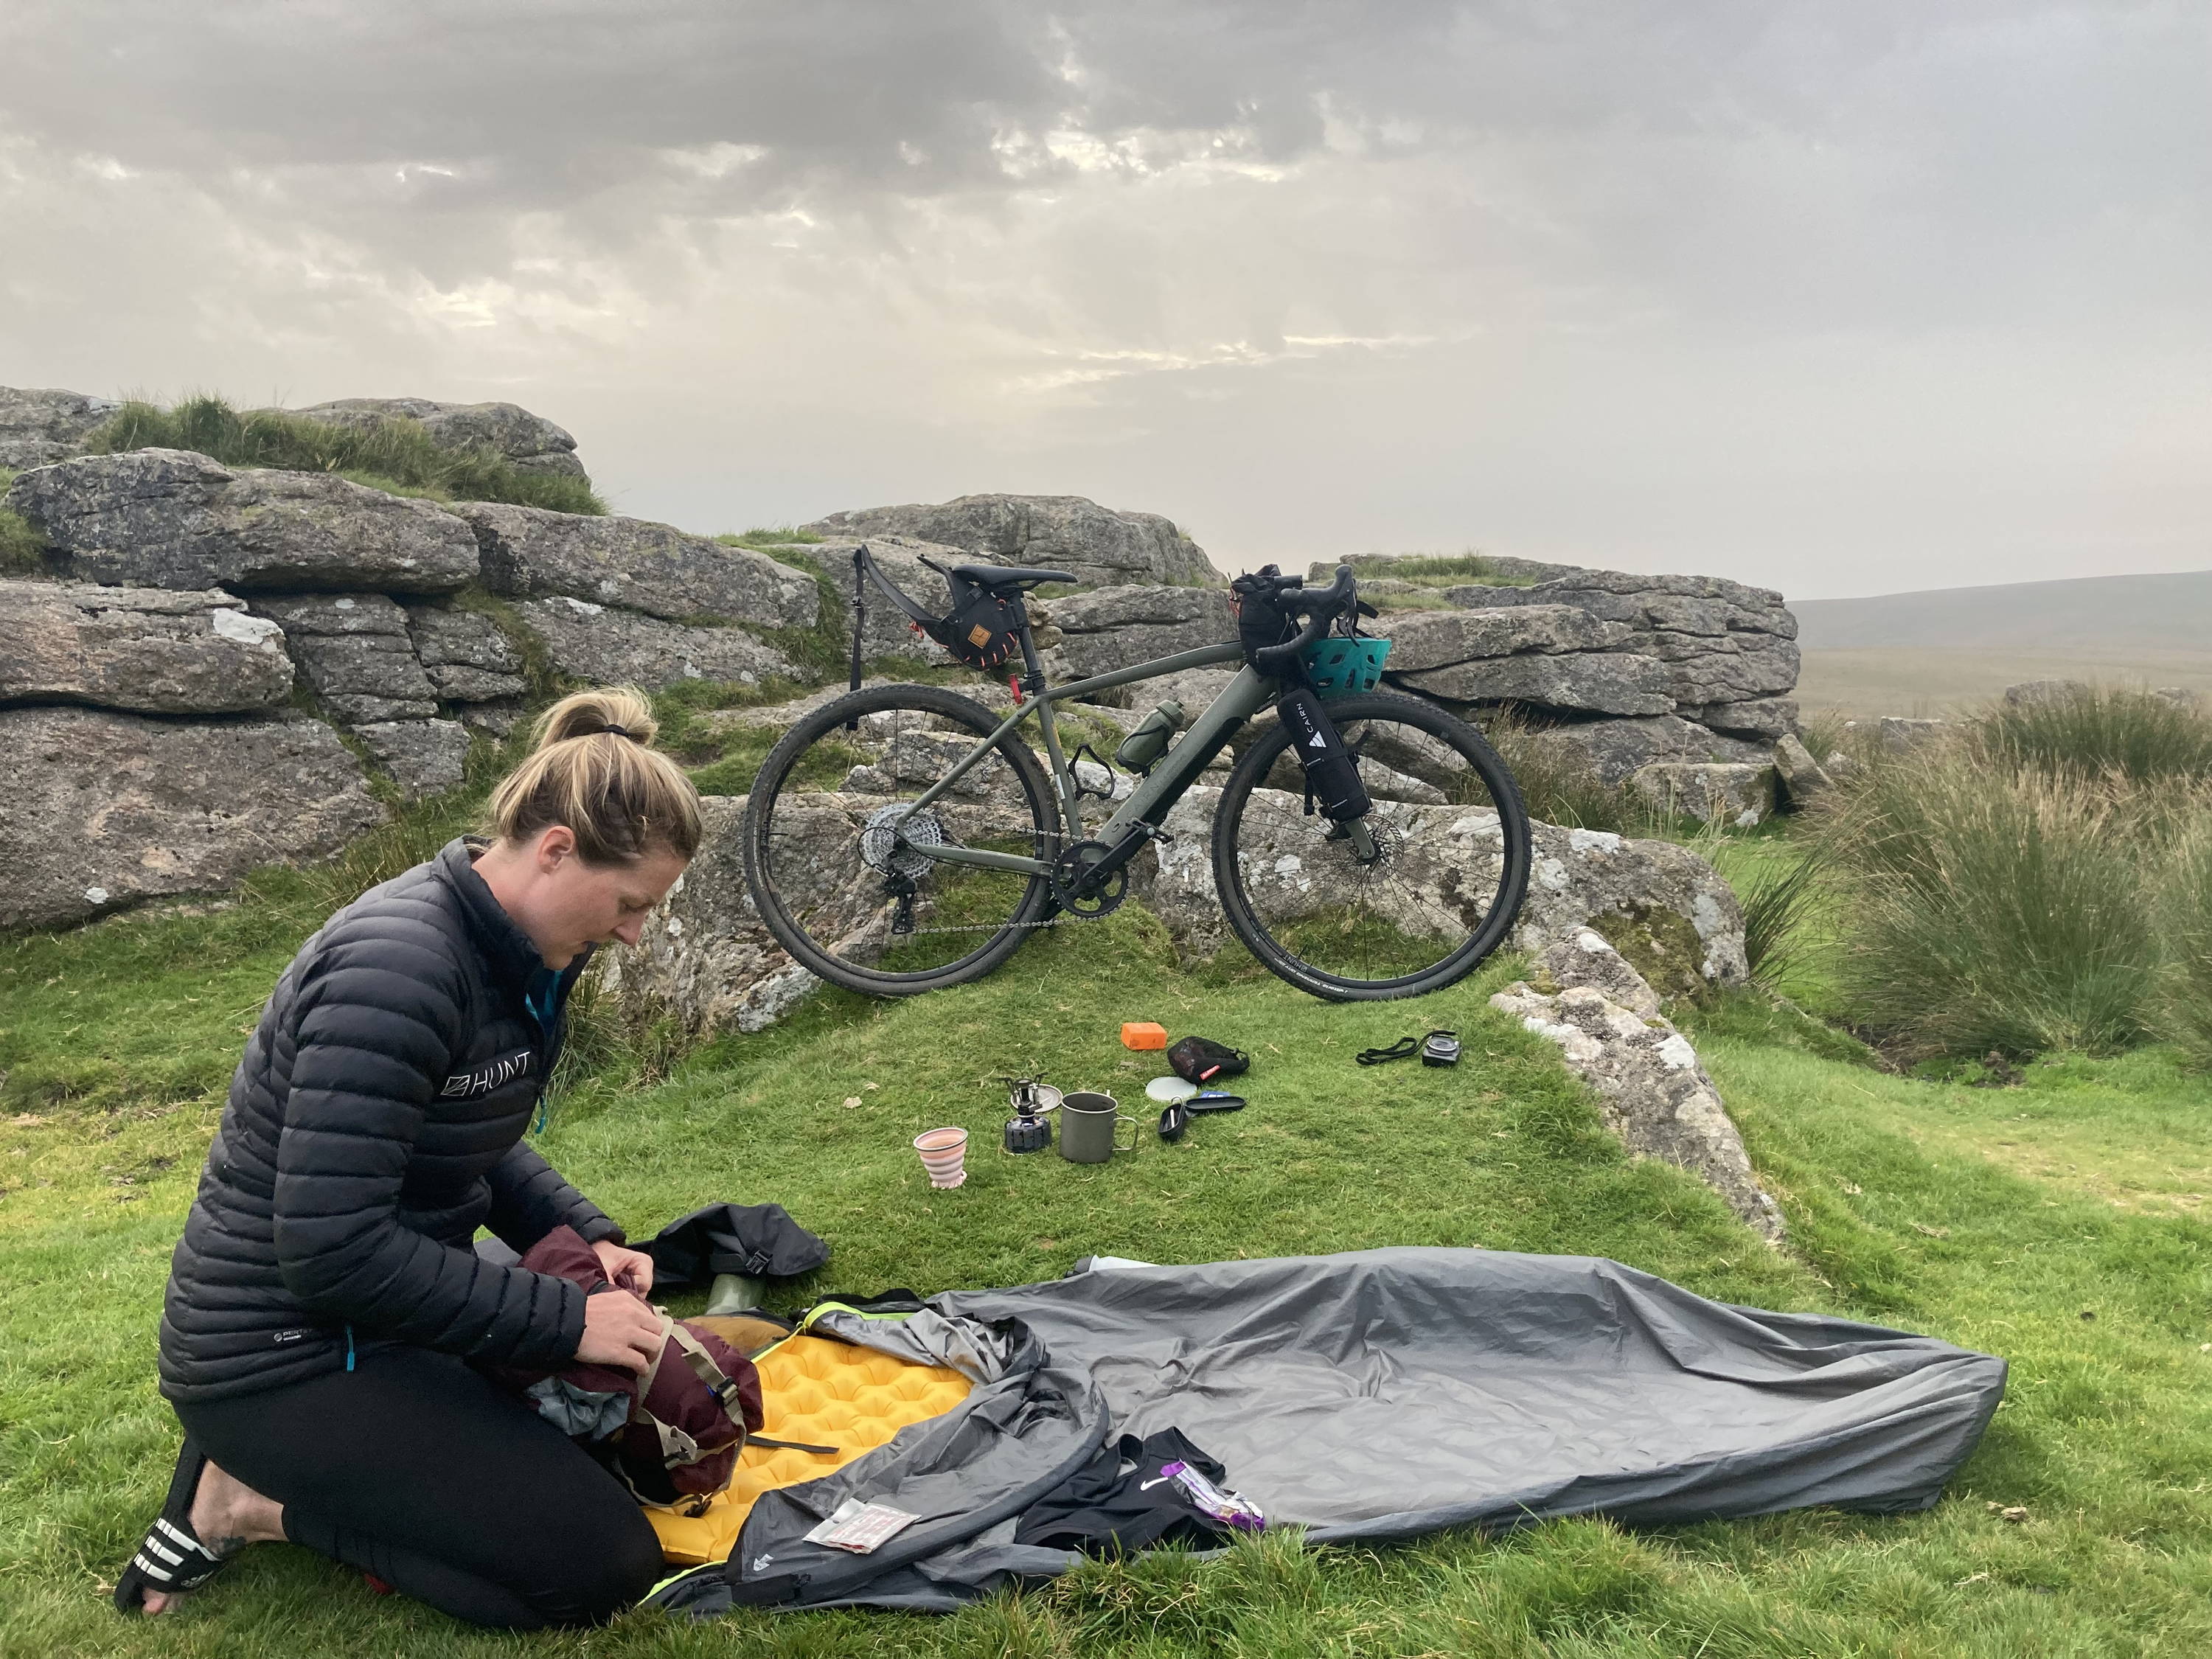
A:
602;723;631;740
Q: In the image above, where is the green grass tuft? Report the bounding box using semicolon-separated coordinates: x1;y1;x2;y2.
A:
0;467;47;573
1821;757;2160;1060
715;525;824;549
86;395;606;515
2150;823;2212;1070
1977;684;2212;787
1345;552;1542;588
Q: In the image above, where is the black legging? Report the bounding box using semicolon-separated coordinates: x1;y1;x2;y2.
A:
173;1344;664;1629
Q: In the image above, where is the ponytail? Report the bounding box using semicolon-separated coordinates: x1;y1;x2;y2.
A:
486;687;703;865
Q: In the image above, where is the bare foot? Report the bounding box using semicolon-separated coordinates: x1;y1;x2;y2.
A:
139;1462;284;1615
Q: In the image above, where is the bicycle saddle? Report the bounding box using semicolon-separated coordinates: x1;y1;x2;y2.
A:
949;564;1078;589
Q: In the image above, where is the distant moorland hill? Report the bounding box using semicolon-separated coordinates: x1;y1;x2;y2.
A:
1791;568;2212;717
1793;568;2212;653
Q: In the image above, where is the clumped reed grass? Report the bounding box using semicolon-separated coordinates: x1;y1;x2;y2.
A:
0;467;45;572
1977;683;2212;787
1815;685;2212;1063
1825;761;2158;1059
2151;817;2212;1069
86;395;605;515
1735;843;1829;992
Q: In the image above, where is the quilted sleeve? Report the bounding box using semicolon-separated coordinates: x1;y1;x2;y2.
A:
485;1141;625;1252
270;923;586;1371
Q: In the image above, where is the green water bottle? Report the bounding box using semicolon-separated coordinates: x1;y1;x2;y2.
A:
1113;700;1185;772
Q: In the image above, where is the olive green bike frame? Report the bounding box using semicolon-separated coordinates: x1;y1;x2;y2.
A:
888;638;1270;877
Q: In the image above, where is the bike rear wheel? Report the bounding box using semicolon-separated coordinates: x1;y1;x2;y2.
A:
1211;690;1531;1000
740;684;1061;995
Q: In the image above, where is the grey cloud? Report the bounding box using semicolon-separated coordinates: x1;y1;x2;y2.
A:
3;1;2205;596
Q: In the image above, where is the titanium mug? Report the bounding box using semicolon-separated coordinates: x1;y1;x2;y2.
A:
1057;1091;1138;1164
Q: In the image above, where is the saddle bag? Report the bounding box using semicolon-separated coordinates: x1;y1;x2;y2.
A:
1275;685;1373;823
849;544;1023;676
928;568;1023;672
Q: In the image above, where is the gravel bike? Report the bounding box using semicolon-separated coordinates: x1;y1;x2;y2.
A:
740;552;1532;1001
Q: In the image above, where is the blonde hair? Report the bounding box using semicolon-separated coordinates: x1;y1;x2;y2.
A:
487;687;703;865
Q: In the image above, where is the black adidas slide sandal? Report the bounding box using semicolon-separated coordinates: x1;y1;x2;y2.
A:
114;1437;229;1614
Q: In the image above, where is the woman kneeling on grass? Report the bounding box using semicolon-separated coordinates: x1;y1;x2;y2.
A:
119;688;700;1629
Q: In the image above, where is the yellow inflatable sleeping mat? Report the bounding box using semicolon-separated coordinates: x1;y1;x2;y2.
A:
644;1332;973;1566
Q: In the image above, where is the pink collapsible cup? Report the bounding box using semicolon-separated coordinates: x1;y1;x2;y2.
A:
912;1127;969;1189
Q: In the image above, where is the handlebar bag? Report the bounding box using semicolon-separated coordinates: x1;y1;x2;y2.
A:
1230;566;1301;666
1275;685;1374;823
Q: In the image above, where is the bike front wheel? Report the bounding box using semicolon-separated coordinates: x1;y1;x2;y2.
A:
1211;690;1532;1000
741;684;1061;995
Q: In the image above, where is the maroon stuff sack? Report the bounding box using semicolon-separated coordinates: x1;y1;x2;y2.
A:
485;1225;765;1506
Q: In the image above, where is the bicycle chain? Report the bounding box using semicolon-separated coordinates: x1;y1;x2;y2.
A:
877;820;1119;936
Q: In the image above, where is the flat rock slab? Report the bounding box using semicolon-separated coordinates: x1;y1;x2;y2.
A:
515;597;793;692
251;593;438;725
1678;696;1798;738
355;718;473;798
1041;585;1237;680
1391;651;1674;716
1542;714;1773;786
1630;762;1775;827
1376;605;1627;671
1133;793;1748;998
1772;734;1834;806
0;385;119;470
806;493;1215;589
7;449;478;593
289;397;585;478
0;577;292;713
403;603;527;703
0;706;385;928
462;503;818;628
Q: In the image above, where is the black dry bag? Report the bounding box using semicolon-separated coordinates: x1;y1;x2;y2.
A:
1276;686;1372;823
1230;566;1301;666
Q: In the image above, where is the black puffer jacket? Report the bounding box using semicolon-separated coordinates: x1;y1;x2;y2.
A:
159;839;622;1403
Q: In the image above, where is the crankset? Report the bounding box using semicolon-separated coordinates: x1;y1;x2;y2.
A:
1048;838;1129;919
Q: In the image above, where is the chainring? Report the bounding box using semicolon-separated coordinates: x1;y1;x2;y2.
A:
1049;838;1129;919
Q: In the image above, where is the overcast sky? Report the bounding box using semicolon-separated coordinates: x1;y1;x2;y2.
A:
4;2;2205;599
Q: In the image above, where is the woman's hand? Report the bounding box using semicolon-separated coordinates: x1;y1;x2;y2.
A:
591;1239;654;1295
576;1288;664;1374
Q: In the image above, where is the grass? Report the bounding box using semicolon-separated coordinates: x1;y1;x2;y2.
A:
1343;552;1543;590
9;678;2212;1655
1978;684;2212;787
84;396;606;515
2151;825;2212;1068
0;467;48;574
1806;689;2212;1065
9;823;2212;1652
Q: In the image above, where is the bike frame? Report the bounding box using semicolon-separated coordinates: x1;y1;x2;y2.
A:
888;634;1272;877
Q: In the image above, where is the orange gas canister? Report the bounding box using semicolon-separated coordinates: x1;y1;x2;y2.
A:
1120;1022;1168;1051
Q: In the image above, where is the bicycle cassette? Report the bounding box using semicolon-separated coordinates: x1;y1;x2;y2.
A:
860;804;945;880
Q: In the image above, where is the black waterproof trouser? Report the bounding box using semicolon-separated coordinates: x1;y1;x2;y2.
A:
173;1344;663;1629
